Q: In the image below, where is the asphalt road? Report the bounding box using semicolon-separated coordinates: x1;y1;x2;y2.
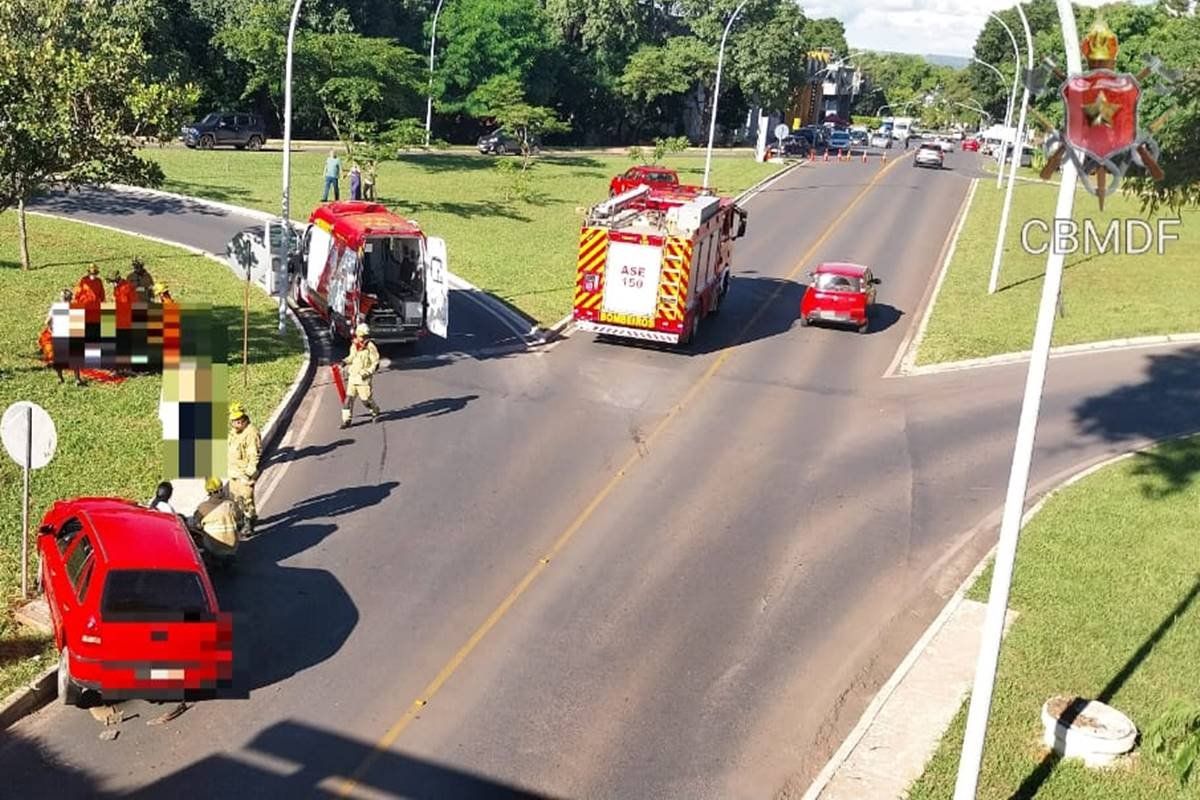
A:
7;152;1200;799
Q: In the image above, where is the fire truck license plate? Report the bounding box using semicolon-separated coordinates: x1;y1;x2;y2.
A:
599;311;655;328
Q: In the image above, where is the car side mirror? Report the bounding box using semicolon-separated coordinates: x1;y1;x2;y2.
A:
38;523;54;536
872;277;882;285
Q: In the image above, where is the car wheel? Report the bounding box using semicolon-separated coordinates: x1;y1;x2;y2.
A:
58;646;81;707
247;136;263;151
198;134;214;150
857;320;869;334
496;143;507;155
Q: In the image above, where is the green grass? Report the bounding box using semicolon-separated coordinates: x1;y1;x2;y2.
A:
0;213;304;697
141;147;782;325
909;435;1200;799
916;177;1199;365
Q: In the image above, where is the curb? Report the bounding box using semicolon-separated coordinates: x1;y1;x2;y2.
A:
902;332;1200;376
0;665;58;731
801;429;1200;799
887;176;979;377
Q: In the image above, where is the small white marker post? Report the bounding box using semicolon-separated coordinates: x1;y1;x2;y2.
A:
2;402;58;597
953;2;1082;797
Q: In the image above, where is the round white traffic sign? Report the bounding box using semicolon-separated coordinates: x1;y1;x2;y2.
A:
2;402;57;470
774;123;790;141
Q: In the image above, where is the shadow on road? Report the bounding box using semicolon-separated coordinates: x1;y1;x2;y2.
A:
255;481;400;533
1073;345;1200;494
268;438;354;466
865;303;905;335
31;187;230;219
376;395;479;422
0;719;560;799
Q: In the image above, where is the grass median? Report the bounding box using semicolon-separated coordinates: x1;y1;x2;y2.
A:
0;213;304;698
909;434;1200;799
141;148;782;325
916;176;1198;365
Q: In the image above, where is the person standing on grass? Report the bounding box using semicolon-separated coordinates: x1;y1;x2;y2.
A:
362;165;376;200
322;149;342;202
349;162;362;201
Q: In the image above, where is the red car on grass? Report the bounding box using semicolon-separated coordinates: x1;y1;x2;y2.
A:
38;498;233;706
799;262;881;334
609;165;681;197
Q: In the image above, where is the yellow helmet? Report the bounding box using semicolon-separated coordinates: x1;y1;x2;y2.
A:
87;263;99;275
205;476;223;494
153;282;169;296
228;402;247;421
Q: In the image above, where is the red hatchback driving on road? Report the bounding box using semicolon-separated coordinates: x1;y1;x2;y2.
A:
38;498;233;705
609;165;681;197
962;137;981;152
799;262;881;333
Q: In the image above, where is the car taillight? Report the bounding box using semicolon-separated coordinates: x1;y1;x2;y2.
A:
81;616;101;646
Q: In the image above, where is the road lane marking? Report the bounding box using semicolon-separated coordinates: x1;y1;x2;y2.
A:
335;155;905;797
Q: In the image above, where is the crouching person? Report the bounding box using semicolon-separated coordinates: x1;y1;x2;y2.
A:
189;477;243;565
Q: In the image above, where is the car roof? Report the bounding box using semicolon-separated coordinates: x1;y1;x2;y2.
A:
815;262;869;277
310;202;423;246
59;498;203;571
632;165;677;175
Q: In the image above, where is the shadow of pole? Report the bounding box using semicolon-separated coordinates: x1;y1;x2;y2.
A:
1008;577;1200;799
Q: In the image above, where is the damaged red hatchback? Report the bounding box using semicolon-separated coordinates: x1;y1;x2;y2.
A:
37;498;233;705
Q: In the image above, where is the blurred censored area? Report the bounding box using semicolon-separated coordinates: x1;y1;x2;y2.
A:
47;300;229;480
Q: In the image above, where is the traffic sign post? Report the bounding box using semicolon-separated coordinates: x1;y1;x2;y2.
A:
774;123;789;160
2;402;57;598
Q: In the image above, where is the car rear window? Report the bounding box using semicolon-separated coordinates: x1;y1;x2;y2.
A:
101;570;212;622
816;273;860;292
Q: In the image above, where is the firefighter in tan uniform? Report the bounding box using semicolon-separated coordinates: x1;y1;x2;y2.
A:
189;477;242;560
340;323;382;428
227;402;261;536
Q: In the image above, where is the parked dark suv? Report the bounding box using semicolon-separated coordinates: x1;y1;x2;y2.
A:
182;112;267;150
477;127;540;155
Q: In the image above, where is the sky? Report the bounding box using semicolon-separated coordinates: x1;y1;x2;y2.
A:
798;0;1146;59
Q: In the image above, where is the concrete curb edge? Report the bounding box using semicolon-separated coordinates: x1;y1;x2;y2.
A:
0;665;58;731
801;428;1200;798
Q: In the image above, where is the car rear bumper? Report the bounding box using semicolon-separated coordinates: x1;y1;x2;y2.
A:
69;650;233;698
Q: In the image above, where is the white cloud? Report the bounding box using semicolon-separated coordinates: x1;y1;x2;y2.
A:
798;0;1151;59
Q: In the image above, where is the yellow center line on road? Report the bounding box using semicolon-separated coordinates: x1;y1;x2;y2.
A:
334;155;904;797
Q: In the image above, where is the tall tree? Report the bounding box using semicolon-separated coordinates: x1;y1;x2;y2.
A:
0;0;196;269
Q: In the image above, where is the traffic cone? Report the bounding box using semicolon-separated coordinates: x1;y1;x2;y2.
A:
823;149;829;163
862;150;868;163
881;151;887;164
838;149;844;161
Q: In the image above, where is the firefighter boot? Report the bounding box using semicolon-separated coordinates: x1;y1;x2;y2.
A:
340;398;353;429
367;398;381;423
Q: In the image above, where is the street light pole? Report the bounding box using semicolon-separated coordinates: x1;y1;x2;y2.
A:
278;0;303;334
988;2;1035;294
952;2;1083;797
425;0;446;147
703;0;749;189
989;12;1022;188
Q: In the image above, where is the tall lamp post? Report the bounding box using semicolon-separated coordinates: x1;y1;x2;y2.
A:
988;3;1035;294
702;0;749;190
277;0;304;334
988;12;1023;188
952;1;1083;796
425;0;446;147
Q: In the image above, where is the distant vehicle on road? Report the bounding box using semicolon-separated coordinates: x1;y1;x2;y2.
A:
792;126;827;151
781;135;810;156
891;117;915;142
914;142;945;169
869;132;892;149
181;112;266;150
477;127;540;155
800;262;880;334
828;129;852;152
38;497;233;707
849;129;869;147
962;137;981;152
609;165;680;197
935;137;956;153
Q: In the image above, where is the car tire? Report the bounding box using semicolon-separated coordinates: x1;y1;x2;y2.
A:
58;646;81;707
857;321;869;334
246;136;263;151
496;143;507;155
198;134;214;150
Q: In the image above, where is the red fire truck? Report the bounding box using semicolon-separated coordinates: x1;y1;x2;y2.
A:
288;202;449;342
573;185;747;345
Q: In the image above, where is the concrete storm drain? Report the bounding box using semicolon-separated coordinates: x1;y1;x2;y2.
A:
1041;695;1137;767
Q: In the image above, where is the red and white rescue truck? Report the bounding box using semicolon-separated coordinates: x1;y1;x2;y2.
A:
572;184;747;345
288;201;449;342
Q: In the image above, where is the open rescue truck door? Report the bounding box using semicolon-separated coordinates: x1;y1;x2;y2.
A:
424;236;449;339
329;243;361;330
